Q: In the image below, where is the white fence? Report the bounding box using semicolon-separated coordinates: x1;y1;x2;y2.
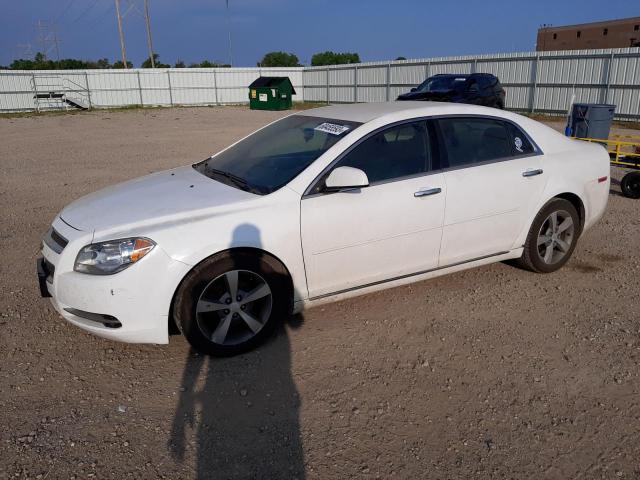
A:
0;67;304;112
304;47;640;120
1;47;639;120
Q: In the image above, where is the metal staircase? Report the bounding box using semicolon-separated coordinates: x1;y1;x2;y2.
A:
31;74;91;112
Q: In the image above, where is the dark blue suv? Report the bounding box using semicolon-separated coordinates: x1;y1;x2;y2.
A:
397;73;506;109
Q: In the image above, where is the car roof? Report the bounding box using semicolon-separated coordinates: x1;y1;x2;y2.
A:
432;73;495;77
296;101;500;123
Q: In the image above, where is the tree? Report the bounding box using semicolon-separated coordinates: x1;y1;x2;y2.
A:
188;60;230;68
258;51;300;67
113;60;133;69
174;59;186;68
9;54;113;70
193;60;215;68
141;53;169;68
395;56;407;61
94;58;111;69
10;52;54;70
310;51;360;66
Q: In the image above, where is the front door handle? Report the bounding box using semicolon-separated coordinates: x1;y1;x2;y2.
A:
522;169;543;177
414;187;442;197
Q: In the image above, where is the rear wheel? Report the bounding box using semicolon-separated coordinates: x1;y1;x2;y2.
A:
173;250;292;356
621;171;640;199
518;198;580;273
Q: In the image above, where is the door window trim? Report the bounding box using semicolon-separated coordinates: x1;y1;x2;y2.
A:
432;114;543;173
303;118;438;198
302;114;543;198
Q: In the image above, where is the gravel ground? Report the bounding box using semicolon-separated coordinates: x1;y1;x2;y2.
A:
1;106;639;479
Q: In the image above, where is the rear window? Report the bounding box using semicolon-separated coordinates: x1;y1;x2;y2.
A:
477;76;497;89
416;76;468;93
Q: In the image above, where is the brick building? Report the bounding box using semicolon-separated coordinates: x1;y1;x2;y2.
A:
537;17;640;51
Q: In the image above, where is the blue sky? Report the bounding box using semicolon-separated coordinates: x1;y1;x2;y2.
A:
2;0;639;67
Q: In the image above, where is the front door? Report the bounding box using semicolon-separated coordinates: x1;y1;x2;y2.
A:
301;120;446;298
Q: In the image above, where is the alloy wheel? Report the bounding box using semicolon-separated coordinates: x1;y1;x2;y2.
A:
536;210;575;265
196;269;272;346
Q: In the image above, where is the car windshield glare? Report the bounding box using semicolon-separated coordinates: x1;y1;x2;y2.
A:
417;76;468;92
193;115;361;195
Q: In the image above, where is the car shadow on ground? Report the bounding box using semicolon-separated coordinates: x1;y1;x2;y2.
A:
168;318;305;479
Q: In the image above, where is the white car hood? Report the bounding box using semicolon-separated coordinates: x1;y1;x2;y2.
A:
60;166;256;233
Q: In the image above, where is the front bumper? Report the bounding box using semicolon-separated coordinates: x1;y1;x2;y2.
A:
38;218;191;344
37;256;52;298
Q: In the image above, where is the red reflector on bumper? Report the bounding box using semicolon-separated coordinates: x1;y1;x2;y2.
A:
598;176;608;183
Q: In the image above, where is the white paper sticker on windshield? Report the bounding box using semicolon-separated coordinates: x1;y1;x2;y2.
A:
314;122;350;136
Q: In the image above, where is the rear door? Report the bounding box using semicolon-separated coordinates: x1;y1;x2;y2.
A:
436;116;547;266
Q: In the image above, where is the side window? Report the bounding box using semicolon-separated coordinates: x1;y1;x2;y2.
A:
335;121;430;184
437;117;534;169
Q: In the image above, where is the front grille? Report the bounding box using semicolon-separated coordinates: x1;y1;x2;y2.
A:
43;227;68;254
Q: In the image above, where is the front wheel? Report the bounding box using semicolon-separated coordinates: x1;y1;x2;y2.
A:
518;198;580;273
173;250;292;356
621;171;640;199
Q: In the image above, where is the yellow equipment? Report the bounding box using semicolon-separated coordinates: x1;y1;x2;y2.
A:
576;135;640;199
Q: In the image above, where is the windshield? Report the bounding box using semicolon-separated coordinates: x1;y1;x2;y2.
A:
416;76;468;92
193;115;361;195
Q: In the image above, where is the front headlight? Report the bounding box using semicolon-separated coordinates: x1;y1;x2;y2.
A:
74;237;155;275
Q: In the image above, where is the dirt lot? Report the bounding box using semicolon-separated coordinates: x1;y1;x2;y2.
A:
1;106;639;479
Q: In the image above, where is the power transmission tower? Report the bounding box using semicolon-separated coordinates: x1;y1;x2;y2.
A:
15;43;34;60
143;0;155;68
36;20;61;60
114;0;128;67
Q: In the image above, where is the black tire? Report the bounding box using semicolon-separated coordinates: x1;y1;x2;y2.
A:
621;171;640;199
518;198;580;273
173;250;292;356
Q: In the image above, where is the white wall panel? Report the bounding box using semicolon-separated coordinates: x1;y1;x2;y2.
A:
2;48;639;119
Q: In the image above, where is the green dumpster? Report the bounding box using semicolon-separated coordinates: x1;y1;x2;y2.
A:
248;76;296;111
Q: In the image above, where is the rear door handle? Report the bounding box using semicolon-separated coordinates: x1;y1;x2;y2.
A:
522;169;543;177
414;187;442;197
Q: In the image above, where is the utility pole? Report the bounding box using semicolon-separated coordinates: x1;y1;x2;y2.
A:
114;0;128;68
143;0;155;68
226;0;233;66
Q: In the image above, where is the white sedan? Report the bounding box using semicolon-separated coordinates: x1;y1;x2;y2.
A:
38;102;610;356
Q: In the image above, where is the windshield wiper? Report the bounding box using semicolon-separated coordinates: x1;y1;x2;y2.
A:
205;167;261;194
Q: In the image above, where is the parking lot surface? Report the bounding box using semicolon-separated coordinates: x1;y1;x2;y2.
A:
1;106;639;479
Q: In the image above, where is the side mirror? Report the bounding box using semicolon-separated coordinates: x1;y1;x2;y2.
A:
324;166;369;191
410;87;417;92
